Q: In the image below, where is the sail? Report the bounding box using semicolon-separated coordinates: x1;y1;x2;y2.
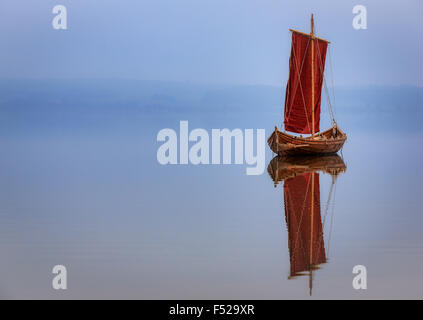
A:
284;31;328;134
283;171;326;276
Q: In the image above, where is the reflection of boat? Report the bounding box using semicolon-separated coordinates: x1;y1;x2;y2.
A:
268;154;346;295
268;154;346;186
267;15;347;156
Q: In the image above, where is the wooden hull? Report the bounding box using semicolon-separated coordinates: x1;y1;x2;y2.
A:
267;126;347;156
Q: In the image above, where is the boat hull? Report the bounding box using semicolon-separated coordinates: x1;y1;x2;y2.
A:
267;126;347;156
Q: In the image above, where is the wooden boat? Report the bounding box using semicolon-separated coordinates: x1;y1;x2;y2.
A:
268;15;347;156
267;154;346;295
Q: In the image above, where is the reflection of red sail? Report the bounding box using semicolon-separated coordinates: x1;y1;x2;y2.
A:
283;172;326;277
268;155;346;295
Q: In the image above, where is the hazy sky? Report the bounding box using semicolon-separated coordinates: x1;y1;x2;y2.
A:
1;0;422;86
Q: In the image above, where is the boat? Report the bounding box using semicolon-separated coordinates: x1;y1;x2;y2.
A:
268;15;347;156
267;154;346;295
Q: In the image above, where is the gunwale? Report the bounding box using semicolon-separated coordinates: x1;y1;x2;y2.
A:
267;126;347;156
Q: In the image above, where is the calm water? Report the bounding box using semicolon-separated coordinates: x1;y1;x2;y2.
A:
0;80;422;299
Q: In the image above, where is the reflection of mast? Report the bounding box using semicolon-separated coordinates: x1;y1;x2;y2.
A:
268;154;346;296
309;270;313;296
310;172;314;296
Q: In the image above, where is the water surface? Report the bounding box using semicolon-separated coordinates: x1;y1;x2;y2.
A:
0;80;422;299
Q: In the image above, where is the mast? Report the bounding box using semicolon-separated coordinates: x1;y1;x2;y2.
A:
311;14;315;137
285;15;329;135
309;270;313;296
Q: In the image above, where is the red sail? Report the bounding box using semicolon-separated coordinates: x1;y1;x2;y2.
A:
284;32;328;134
283;172;326;276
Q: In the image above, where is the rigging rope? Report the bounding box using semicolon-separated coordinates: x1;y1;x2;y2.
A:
289;172;312;266
315;39;335;126
314;23;337;127
326;177;338;258
288;35;312;133
322;176;335;227
328;47;337;119
284;171;340;270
